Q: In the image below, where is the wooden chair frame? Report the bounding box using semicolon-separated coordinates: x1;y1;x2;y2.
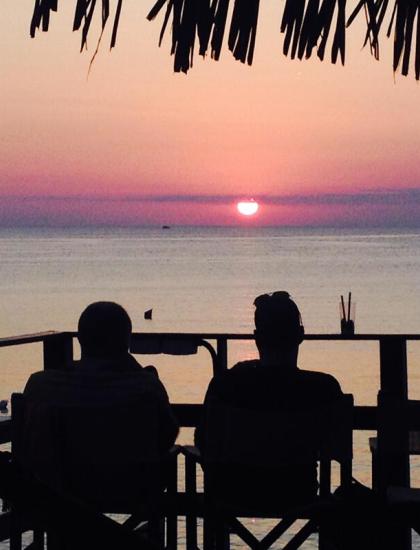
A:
183;394;353;550
10;392;180;550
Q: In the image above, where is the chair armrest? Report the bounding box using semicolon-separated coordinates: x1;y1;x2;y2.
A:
168;444;183;457
387;486;420;504
180;445;202;463
0;418;11;445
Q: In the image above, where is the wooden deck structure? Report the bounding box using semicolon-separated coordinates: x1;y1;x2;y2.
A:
1;330;420;548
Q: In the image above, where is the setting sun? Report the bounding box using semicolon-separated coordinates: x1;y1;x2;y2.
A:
237;200;259;216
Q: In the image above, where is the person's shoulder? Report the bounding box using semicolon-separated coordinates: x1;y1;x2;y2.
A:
206;360;260;392
298;369;342;394
229;359;260;374
24;369;66;389
120;366;170;398
207;360;259;387
23;369;75;400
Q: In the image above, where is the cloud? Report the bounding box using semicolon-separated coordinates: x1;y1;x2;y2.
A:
263;188;420;206
1;187;419;206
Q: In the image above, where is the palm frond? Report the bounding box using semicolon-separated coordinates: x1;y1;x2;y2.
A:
393;0;420;77
29;0;420;79
210;0;230;60
30;0;57;37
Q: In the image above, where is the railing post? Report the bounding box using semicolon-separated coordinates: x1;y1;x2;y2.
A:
379;336;408;399
166;451;178;550
43;334;73;371
377;336;411;549
185;452;198;550
216;338;228;374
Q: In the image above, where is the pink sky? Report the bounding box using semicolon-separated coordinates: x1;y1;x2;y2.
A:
1;1;419;226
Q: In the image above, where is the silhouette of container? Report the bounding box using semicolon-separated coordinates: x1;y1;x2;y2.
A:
340;301;356;335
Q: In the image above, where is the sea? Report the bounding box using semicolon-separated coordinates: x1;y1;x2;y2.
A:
1;225;419;548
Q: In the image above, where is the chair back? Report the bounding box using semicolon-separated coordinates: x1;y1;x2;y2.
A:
204;393;353;488
12;392;163;512
206;405;320;467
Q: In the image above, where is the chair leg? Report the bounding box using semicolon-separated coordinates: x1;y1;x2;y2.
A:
166;452;178;550
10;509;22;550
229;518;260;550
282;520;316;550
46;529;66;550
186;514;198;550
185;454;198;550
148;517;165;548
166;516;177;550
203;512;216;550
259;517;296;550
318;523;329;550
33;529;45;549
215;518;229;550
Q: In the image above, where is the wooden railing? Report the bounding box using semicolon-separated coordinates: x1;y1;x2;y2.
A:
1;331;420;549
2;330;419;429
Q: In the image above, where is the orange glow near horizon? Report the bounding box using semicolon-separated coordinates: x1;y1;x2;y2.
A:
1;2;420;226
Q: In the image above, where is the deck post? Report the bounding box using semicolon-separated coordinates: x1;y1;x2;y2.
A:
166;452;178;550
216;338;228;374
185;453;198;550
377;336;411;549
379;336;408;399
43;333;73;371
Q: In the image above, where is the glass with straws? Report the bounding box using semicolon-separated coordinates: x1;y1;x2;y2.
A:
340;292;355;335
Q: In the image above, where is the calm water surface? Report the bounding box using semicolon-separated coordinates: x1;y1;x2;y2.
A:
1;226;419;548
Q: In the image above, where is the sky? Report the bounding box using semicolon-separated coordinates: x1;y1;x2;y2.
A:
1;0;420;226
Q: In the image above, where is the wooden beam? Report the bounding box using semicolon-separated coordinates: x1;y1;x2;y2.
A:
43;333;73;371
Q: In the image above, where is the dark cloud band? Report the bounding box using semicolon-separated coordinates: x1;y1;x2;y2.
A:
1;188;419;207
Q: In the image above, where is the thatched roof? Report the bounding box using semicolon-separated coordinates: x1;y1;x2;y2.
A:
30;0;420;80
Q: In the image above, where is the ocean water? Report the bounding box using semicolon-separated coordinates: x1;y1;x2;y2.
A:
1;225;420;548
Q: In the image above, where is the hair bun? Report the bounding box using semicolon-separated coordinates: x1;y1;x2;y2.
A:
254;291;291;307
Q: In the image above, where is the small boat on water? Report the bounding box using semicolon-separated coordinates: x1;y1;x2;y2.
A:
162;225;170;229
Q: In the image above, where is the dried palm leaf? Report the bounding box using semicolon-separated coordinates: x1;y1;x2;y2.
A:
30;0;58;37
281;0;306;59
210;0;229;60
228;0;260;65
297;0;321;59
391;0;420;77
148;0;214;72
29;0;420;79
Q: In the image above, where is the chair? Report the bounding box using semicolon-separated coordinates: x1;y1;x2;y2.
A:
370;391;419;492
184;394;353;550
1;448;160;550
370;391;420;548
11;392;179;550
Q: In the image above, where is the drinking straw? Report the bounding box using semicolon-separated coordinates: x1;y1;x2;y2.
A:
341;295;346;321
348;292;352;322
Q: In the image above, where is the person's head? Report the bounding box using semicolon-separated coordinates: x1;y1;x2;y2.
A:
77;302;132;359
253;291;304;362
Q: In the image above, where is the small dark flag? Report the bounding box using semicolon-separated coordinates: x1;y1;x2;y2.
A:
144;309;153;320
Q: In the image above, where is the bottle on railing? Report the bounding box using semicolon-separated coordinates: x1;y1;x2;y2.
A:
340;292;355;335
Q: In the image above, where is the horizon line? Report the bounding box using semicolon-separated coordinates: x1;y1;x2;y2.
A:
1;187;419;206
1;222;420;229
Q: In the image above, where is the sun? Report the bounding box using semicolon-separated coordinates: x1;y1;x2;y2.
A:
237;200;259;216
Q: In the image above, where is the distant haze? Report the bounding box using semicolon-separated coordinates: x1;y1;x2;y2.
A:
1;2;419;226
0;189;419;226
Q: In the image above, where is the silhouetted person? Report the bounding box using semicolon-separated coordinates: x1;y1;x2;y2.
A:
23;302;178;492
195;291;342;505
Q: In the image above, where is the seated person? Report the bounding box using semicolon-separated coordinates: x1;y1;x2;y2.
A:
22;302;179;506
195;291;342;508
